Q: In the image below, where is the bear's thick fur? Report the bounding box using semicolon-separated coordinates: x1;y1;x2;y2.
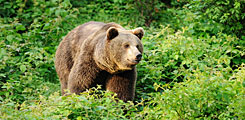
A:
55;21;144;101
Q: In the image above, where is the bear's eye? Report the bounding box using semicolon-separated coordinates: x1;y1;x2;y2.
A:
124;44;130;48
136;45;139;48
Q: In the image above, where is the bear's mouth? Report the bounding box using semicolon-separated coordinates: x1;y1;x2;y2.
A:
127;59;140;65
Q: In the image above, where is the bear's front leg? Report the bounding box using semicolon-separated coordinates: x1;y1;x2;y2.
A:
105;68;137;102
67;60;101;95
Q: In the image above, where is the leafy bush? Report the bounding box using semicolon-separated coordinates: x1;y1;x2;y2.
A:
136;26;243;96
0;0;80;102
139;64;245;119
0;87;140;119
187;0;245;38
71;0;171;27
70;0;140;26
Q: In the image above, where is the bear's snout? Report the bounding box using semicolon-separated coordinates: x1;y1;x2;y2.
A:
127;53;142;65
135;54;142;62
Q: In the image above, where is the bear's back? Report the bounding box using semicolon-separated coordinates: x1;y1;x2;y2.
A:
75;21;106;44
55;21;122;75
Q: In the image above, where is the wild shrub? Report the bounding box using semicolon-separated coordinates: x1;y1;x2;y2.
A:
187;0;245;38
0;0;79;102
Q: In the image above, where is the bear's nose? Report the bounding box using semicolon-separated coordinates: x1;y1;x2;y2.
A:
136;54;142;61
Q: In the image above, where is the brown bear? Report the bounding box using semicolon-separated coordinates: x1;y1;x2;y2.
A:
55;21;144;102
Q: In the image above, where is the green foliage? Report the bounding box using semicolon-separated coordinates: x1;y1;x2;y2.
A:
187;0;245;38
70;0;139;26
71;0;169;27
0;87;139;119
136;25;244;98
0;0;79;102
140;64;245;119
133;0;166;26
1;0;244;119
161;8;225;37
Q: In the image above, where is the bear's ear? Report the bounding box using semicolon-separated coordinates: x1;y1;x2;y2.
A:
132;27;144;40
107;27;119;40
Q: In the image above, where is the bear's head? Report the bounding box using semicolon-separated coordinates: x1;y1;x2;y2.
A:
105;27;144;72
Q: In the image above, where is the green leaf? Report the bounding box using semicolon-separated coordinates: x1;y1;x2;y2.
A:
43;23;51;30
6;35;14;41
16;24;26;31
0;74;6;77
0;48;6;59
20;65;26;72
96;106;106;110
174;55;179;60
